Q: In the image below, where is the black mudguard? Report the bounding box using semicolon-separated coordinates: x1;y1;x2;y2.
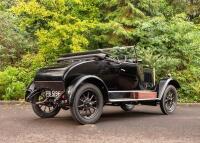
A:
66;75;108;106
158;78;180;100
25;82;41;102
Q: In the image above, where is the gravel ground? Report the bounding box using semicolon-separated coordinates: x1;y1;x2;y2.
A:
0;104;200;143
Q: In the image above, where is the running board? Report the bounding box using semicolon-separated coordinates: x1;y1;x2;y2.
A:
109;98;159;102
108;90;159;102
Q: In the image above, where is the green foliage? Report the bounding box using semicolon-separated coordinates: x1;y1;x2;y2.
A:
3;82;25;100
0;0;200;102
12;0;100;55
169;0;200;23
173;66;200;102
135;15;200;72
0;4;36;69
0;67;27;100
0;0;16;11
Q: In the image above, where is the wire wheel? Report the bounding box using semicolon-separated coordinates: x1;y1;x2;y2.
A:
164;89;177;112
36;92;55;113
77;90;99;119
32;91;60;118
70;83;103;124
160;85;177;114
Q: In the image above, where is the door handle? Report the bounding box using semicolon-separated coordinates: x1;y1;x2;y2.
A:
120;69;126;72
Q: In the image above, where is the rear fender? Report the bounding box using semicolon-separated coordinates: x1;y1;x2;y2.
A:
158;78;180;100
66;75;108;106
25;82;41;102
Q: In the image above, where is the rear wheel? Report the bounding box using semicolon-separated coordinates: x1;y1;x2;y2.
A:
32;91;61;118
160;85;178;114
70;83;103;124
120;103;135;112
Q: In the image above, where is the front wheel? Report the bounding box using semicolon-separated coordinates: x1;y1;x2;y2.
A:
160;85;178;115
32;91;61;118
70;83;104;124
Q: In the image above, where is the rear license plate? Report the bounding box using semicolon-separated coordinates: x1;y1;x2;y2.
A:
45;90;62;97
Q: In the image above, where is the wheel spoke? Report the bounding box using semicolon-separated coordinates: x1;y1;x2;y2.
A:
44;106;47;112
89;95;94;101
88;108;92;115
85;109;88;116
87;92;90;99
83;94;88;100
79;98;84;103
78;104;84;108
90;106;96;113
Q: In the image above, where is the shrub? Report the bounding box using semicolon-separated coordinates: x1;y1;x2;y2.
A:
0;67;26;100
3;82;25;100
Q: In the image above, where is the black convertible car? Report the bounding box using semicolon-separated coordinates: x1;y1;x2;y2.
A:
25;46;180;124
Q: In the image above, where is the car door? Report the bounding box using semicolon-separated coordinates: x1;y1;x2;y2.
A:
117;62;144;90
98;60;120;90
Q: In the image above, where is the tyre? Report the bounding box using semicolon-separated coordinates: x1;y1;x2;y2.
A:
120;103;135;112
160;85;178;115
32;91;61;118
70;83;104;124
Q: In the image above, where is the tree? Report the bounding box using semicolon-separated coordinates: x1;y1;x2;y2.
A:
12;0;103;62
0;0;35;69
0;0;200;101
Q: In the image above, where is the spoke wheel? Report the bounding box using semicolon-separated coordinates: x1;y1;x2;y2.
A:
32;91;61;118
70;83;103;124
160;85;177;114
78;90;98;119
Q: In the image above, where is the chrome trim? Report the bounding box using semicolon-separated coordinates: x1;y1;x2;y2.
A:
109;98;159;102
108;90;154;93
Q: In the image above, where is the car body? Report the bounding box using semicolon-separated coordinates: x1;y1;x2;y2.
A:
25;46;180;124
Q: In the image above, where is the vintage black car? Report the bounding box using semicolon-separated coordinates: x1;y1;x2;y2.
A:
25;46;180;124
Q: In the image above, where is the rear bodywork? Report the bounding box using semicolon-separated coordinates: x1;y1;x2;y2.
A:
25;47;180;106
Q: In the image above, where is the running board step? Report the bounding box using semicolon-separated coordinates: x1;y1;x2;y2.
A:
109;98;159;102
108;90;159;102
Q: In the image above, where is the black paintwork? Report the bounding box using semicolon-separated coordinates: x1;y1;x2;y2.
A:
34;58;144;91
26;49;180;103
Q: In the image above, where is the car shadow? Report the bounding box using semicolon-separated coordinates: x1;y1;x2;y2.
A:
30;113;77;126
99;110;163;123
29;109;163;126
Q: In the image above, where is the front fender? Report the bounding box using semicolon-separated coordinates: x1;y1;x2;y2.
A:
66;75;108;106
158;78;180;99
